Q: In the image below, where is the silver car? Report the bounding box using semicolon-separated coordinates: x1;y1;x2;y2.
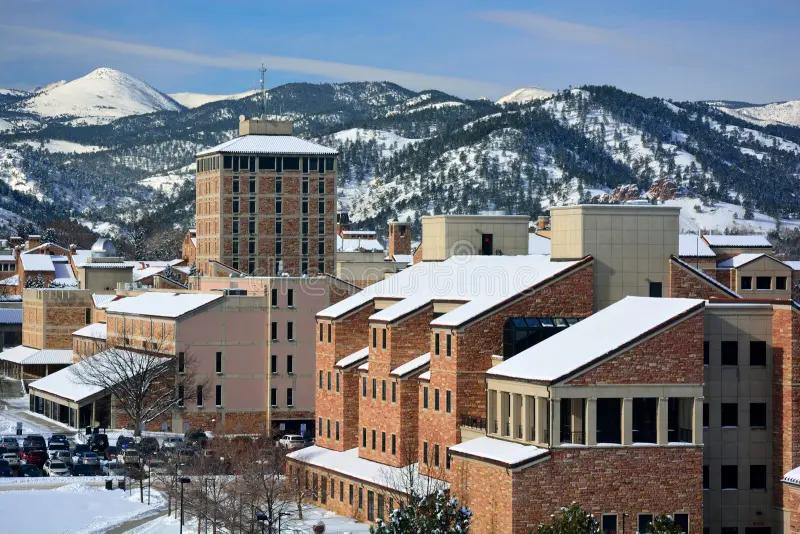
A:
43;460;71;477
53;450;73;465
1;452;19;467
73;452;99;465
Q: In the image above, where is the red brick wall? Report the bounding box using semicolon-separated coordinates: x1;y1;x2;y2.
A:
772;306;800;509
419;262;594;477
785;483;800;534
669;259;734;299
451;446;703;534
567;311;704;386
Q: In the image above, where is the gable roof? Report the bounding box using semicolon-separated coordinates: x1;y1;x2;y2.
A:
390;352;430;378
679;235;715;258
528;233;551;255
0;345;72;365
335;347;369;370
670;256;740;299
196;135;337;156
784;466;800;486
487;296;704;384
702;234;771;248
19;254;54;271
72;322;107;340
105;292;222;319
717;253;788;270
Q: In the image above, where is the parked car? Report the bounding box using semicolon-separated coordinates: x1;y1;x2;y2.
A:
48;434;68;447
104;446;119;461
144;457;166;474
0;461;12;477
19;464;43;477
2;452;20;468
1;437;19;453
103;462;127;477
22;435;46;452
71;464;98;477
278;434;311;450
88;433;109;453
43;460;71;477
52;450;73;465
48;442;69;456
161;437;184;451
73;443;90;455
138;437;159;456
118;448;140;465
21;449;46;467
184;430;208;449
116;435;135;450
73;451;100;466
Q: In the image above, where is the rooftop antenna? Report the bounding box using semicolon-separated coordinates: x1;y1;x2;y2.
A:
259;63;268;119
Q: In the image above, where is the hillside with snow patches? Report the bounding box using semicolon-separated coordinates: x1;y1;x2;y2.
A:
716;100;800;128
0;68;799;248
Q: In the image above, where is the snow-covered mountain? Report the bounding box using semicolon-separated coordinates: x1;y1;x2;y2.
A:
168;89;258;109
716;100;800;128
19;68;183;125
497;87;554;105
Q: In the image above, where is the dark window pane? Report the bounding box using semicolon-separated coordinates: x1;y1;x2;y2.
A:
750;402;767;427
741;276;752;289
756;276;771;290
721;465;738;489
721;341;738;366
283;157;300;170
750;464;767;489
750;341;767;366
721;403;738;427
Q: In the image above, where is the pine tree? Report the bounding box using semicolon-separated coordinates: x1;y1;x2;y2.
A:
370;490;472;534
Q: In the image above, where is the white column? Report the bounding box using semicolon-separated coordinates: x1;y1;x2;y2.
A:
657;397;669;445
499;392;509;436
692;397;704;445
622;397;633;445
487;390;497;434
570;398;584;444
550;399;561;446
585;398;597;446
522;396;534;441
512;394;523;439
535;397;547;445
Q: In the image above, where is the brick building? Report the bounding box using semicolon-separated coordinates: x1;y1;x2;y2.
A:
194;117;337;277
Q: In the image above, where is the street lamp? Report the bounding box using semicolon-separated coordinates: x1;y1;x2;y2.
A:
179;476;191;534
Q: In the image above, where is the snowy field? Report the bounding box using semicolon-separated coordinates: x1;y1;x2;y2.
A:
0;482;165;533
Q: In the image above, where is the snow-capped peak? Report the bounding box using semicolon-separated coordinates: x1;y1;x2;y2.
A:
20;67;183;124
497;87;554;105
717;99;800;128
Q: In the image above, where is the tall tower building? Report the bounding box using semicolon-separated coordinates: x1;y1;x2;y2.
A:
194;117;338;276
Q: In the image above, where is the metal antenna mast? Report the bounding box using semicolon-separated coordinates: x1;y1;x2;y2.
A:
259;63;268;119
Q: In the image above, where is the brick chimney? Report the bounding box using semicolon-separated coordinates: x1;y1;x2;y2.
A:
336;211;351;236
388;221;411;257
25;234;41;250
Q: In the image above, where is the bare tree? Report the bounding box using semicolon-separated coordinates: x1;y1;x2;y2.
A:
71;337;198;436
239;437;296;533
286;460;313;520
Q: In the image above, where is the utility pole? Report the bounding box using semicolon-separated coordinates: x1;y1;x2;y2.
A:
259;63;268;119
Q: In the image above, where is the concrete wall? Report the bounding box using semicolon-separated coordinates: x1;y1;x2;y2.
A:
550;205;679;311
22;288;93;349
421;215;529;261
732;256;792;299
78;267;133;293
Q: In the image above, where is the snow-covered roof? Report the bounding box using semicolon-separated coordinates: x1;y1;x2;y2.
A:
342;230;376;236
0;345;72;365
336;235;384;253
335;347;369;369
320;255;586;329
73;322;107;340
784;261;800;271
52;259;74;280
449;436;549;467
528;233;551;255
92;294;120;309
0;255;15;262
386;254;413;266
0;275;18;286
19;254;54;271
196;135;338;156
702;234;771;248
0;308;22;324
488;296;704;383
678;235;715;258
358;361;369;371
784;466;800;486
717;253;771;269
286;446;446;491
419;370;431;381
105;292;222;318
390;352;430;378
670;257;740;299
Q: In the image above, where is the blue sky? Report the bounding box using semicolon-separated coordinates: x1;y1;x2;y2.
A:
0;0;797;103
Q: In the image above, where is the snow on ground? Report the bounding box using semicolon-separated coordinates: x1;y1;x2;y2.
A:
722;124;800;154
0;482;165;534
168;90;257;108
0;147;43;200
496;87;554;105
663;197;800;233
130;503;370;534
386;101;464;117
13;139;107;154
328;128;421;158
0;118;13;132
140;172;193;195
718;100;800;128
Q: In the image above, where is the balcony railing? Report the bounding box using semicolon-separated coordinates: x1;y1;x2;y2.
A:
560;430;585;445
668;427;693;443
459;415;487;431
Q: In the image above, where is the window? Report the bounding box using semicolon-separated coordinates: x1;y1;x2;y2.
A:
302;218;309;235
318;258;325;273
275;177;282;194
434;333;440;355
372;328;377;348
750;403;767;427
271;288;278;306
287;321;294;340
703;403;709;427
232;176;239;193
327;324;332;343
287;288;294;307
391;382;396;403
302;200;308;214
423;441;428;464
381;329;387;349
196;385;204;407
703;465;709;489
258;156;275;170
750;464;766;489
381;432;386;452
596;398;622;444
446;390;452;413
349;484;353;505
215;352;222;373
318;177;325;194
232;219;239;234
756;276;771;290
178;352;185;373
339;481;343;502
703;341;709;365
335;372;339;392
381;380;386;401
372;378;377;400
433;444;440;467
377;494;384;521
283;157;299;170
721;341;738;366
248;238;255;254
275;218;282;235
371;429;376;450
434;389;440;411
271;321;278;341
177;385;184;407
302;177;309;194
362;377;367;397
673;514;689;534
275;199;282;214
318;200;325;214
272;355;278;374
287;355;293;374
741;276;752;290
750;341;767;366
362;428;367;447
601;514;618;534
327;371;331;390
248;177;256;193
327;420;331;438
721;465;738;489
215;385;222;407
318;220;325;234
335;421;339;440
721;403;738;427
446;334;452;356
271;388;277;407
423;387;429;409
318;239;324;255
638;515;653;534
391;434;396;455
232;199;239;214
224;155;233;169
319;323;323;342
632;397;658;443
318;370;323;388
649;281;663;297
319;418;323;436
777;276;788;290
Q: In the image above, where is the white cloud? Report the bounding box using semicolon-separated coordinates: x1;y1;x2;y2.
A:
0;24;505;99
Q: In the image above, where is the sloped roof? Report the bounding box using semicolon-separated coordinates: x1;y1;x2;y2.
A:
679;235;715;258
336;235;384;253
72;322;107;340
105;292;222;318
784;466;800;486
670;257;740;299
0;345;71;365
488;296;704;383
92;294;120;309
702;234;771;248
0;345;38;364
449;436;548;468
390;352;430;378
528;233;551;255
784;261;800;271
335;347;369;369
196;135;337;156
19;254;54;271
717;253;788;270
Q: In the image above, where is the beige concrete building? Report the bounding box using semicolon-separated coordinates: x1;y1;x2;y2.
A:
550;204;680;311
717;254;792;299
420;214;530;261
